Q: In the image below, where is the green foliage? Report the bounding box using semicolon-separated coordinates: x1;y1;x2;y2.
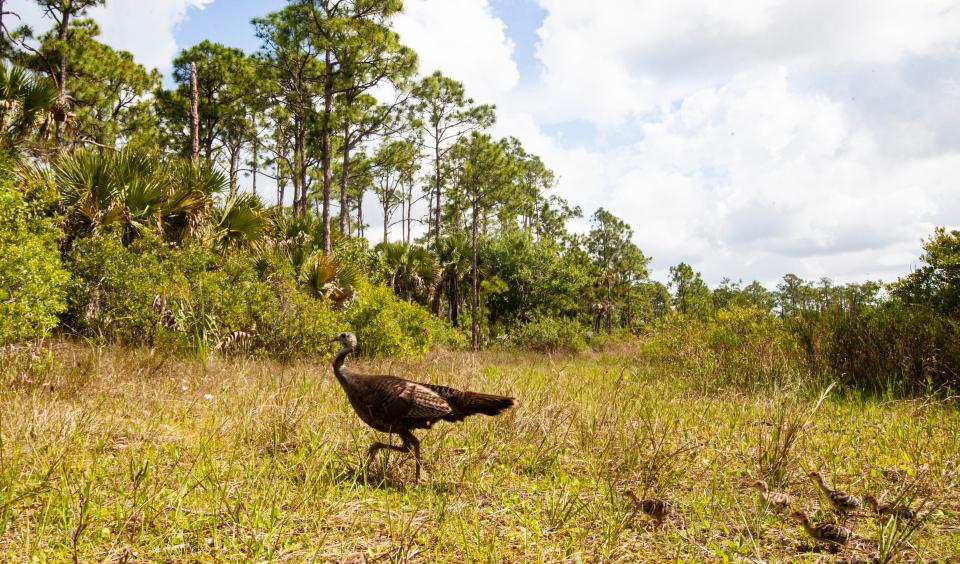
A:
640;306;802;389
0;64;56;153
375;241;439;305
63;235;337;356
892;227;960;317
298;250;361;306
668;262;713;319
207;192;270;250
40;148;226;244
16;15;158;148
344;282;438;357
0;169;69;345
508;316;587;353
790;301;960;395
713;278;775;313
63;233;445;358
481;232;591;331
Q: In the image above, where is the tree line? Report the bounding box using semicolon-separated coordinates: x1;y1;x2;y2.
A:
1;0;958;388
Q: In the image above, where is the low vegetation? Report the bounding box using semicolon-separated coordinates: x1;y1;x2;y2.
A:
0;343;957;561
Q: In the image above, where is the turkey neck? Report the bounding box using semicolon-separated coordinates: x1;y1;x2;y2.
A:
332;344;354;386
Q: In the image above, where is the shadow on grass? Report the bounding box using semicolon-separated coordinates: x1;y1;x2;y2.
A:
321;461;459;494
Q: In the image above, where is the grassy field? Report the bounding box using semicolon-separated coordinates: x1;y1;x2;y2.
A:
1;342;958;562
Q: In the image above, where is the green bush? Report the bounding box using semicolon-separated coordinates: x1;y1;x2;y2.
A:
66;235;191;345
791;302;960;396
65;237;336;356
0;171;69;345
64;236;448;359
640;307;803;389
508;317;587;353
345;282;442;357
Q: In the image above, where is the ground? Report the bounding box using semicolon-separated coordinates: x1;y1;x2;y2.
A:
1;342;958;562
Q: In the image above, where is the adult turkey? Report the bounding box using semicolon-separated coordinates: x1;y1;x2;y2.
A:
330;331;515;482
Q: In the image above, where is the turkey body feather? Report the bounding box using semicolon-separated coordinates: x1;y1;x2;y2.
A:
330;332;516;482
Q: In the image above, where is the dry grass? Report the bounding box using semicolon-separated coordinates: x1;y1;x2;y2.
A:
0;341;958;562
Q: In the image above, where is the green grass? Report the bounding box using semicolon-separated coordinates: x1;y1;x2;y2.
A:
1;342;958;561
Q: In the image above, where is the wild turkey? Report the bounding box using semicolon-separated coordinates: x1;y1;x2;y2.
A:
808;472;861;520
748;479;793;513
624;491;677;526
863;494;917;521
789;510;854;546
330;331;516;482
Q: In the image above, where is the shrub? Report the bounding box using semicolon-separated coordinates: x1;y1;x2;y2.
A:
640;307;803;389
791;302;960;396
65;235;193;345
0;169;69;345
65;236;339;357
508;317;587;353
345;282;440;357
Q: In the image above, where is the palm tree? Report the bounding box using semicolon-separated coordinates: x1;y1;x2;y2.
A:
37;148;226;245
208;192;270;251
160;160;229;242
375;241;440;305
266;211;325;272
434;235;471;327
299;251;361;307
53;148;135;240
0;64;56;153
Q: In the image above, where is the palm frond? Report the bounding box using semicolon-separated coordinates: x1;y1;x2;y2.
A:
211;192;269;250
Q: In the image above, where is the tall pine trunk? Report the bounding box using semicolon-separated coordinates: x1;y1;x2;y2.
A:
450;271;460;328
406;186;413;243
471;198;479;351
356;191;363;237
54;10;70;146
433;127;441;244
339;123;350;237
320;49;334;253
189;63;199;165
382;206;389;243
293;119;305;216
276;159;284;207
228;146;239;196
251;113;258;197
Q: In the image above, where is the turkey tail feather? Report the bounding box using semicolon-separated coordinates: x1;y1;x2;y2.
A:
426;384;516;421
458;391;516;416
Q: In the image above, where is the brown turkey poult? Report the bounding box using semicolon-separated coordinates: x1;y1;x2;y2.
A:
790;510;854;546
331;332;516;482
624;491;677;526
808;472;861;519
748;480;793;513
863;494;917;521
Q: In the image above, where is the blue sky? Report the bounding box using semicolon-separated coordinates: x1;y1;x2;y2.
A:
10;0;960;285
172;0;285;58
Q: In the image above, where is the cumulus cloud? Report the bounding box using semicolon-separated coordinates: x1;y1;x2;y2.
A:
385;0;960;285
6;0;212;72
89;0;214;72
530;0;960;125
510;0;959;285
392;0;519;102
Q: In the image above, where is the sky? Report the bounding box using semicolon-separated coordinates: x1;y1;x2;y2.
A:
8;0;960;287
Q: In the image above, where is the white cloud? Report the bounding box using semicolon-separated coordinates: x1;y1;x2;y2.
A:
383;1;960;286
392;0;519;102
6;0;212;72
89;0;214;72
530;0;960;125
